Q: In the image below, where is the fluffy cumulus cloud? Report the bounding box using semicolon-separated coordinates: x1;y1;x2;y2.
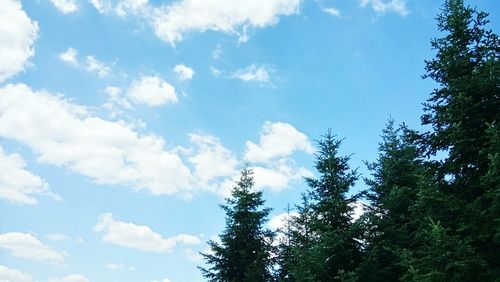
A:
48;274;90;282
253;161;312;192
50;0;78;13
0;83;193;197
231;65;272;84
0;265;34;282
95;213;201;253
0;0;38;83
151;0;302;44
0;232;65;264
0;84;315;198
173;64;195;81
59;48;78;66
245;121;314;163
359;0;409;16
188;134;238;183
128;76;178;106
268;211;299;232
88;0;301;44
0;146;56;205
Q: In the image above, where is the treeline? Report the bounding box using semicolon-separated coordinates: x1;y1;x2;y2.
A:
198;0;500;281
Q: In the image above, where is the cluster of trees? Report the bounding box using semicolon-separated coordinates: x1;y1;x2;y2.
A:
199;0;500;281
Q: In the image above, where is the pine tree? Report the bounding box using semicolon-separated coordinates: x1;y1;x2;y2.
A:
356;120;425;281
283;195;317;282
413;0;500;279
199;167;275;282
274;205;296;282
291;131;361;281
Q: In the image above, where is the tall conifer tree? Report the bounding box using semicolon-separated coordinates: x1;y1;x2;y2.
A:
409;0;500;279
290;131;361;281
356;120;425;281
199;167;275;282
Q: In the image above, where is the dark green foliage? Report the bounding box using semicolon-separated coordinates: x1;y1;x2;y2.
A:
419;0;500;198
356;120;425;281
199;167;275;282
286;131;362;281
411;0;500;279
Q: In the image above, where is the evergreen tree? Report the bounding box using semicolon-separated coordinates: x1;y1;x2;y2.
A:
199;167;275;282
283;195;317;282
274;205;296;282
356;120;425;281
290;131;361;281
412;0;500;279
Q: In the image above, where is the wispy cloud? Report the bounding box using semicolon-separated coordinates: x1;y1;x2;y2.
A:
59;48;112;78
0;232;65;264
231;65;273;84
95;213;201;253
359;0;409;16
323;7;341;18
50;0;78;14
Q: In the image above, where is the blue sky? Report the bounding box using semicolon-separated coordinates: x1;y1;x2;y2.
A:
0;0;498;281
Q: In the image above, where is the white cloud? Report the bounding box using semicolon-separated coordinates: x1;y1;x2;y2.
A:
0;146;57;205
102;86;133;118
0;83;314;199
45;233;69;241
59;48;78;66
87;0;301;44
95;213;201;253
244;122;314;191
253;161;312;192
173;64;195;81
0;232;65;264
85;56;111;78
59;48;112;78
210;66;222;77
188;134;238;183
128;76;178;106
105;262;135;270
0;265;34;282
50;0;78;14
115;0;149;16
151;0;302;44
0;83;193;198
150;279;171;282
231;65;272;83
359;0;409;16
268;211;299;232
89;0;113;13
48;274;90;282
351;200;367;221
0;0;38;83
245;121;314;163
323;7;341;18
